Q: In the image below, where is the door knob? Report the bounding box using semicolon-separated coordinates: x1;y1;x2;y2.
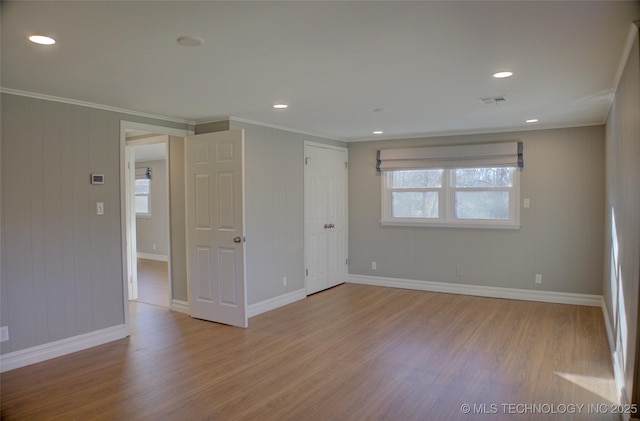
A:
233;236;242;243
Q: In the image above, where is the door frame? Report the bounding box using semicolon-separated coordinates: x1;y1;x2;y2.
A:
119;121;193;332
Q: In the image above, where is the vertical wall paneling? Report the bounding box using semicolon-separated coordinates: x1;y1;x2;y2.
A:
1;93;190;357
169;136;188;302
604;29;640;406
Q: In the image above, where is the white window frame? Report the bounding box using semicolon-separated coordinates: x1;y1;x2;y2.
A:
135;173;151;218
381;167;520;229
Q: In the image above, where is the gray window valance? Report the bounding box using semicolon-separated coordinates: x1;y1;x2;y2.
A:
376;141;523;171
135;167;152;179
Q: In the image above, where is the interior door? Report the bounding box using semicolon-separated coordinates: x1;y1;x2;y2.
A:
305;144;348;295
125;144;138;300
186;130;247;328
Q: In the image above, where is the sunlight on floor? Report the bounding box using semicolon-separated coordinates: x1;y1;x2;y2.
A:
554;371;618;403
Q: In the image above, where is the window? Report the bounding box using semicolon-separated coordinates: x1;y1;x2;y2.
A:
382;167;519;228
135;167;151;217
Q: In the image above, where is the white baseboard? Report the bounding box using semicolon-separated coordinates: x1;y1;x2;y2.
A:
247;289;306;318
348;274;603;307
0;324;128;373
170;299;189;314
137;252;168;262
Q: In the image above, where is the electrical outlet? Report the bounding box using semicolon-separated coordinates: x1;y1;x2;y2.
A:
282;276;287;287
371;261;377;270
535;274;542;284
152;243;156;251
0;326;9;342
456;266;464;277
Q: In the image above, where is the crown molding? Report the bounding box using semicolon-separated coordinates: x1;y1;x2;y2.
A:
196;115;345;143
0;88;196;126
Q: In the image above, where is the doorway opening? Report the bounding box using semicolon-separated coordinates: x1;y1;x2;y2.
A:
120;121;193;329
128;136;170;307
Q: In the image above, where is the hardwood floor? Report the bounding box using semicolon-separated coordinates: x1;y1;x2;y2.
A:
1;284;619;420
135;258;168;307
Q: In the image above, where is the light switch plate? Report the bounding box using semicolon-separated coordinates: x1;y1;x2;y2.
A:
97;202;104;215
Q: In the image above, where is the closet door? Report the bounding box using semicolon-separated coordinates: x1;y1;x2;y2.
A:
305;143;348;295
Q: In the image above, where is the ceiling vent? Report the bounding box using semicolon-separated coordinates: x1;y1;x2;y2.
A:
479;96;507;105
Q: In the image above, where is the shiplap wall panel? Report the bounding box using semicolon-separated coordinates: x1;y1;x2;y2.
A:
42;100;67;342
604;32;640;405
1;93;190;355
71;104;94;335
2;95;37;352
60;102;79;337
169;136;188;302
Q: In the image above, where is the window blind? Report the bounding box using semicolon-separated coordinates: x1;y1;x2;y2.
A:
135;167;152;179
376;141;523;171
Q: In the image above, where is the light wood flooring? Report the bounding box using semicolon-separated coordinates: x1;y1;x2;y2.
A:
135;258;168;307
1;284;618;420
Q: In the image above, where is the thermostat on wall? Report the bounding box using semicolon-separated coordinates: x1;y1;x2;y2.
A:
91;174;105;185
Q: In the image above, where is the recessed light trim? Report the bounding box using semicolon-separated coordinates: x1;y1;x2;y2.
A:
177;36;204;47
526;118;539;123
273;104;288;109
28;35;56;45
493;71;513;79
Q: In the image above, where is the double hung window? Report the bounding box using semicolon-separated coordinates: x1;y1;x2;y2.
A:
135;167;152;217
378;142;522;229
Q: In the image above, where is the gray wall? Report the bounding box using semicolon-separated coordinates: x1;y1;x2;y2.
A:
197;119;346;305
169;136;188;302
136;159;169;257
604;31;639;405
348;125;605;295
0;93;190;354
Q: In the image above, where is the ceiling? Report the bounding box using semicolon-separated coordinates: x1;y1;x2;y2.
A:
2;1;638;142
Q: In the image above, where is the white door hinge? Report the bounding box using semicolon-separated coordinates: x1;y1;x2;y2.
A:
345;162;348;169
305;157;310;165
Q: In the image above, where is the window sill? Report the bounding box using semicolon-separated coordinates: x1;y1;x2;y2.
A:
380;220;521;230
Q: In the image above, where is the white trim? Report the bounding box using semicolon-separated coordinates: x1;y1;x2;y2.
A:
247;289;307;318
348;274;603;307
1;88;195;126
303;140;349;152
0;324;128;373
170;299;190;314
227;116;345;142
137;252;168;262
601;297;615;355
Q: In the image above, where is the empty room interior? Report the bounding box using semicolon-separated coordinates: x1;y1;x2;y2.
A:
1;1;640;420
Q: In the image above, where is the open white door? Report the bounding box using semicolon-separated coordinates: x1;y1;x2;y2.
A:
125;144;138;300
186;130;247;328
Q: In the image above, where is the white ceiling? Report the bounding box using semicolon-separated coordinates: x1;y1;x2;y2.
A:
2;1;638;141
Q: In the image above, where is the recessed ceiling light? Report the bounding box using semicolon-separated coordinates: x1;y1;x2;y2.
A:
493;71;513;79
28;35;56;45
373;131;384;135
526;118;539;123
273;104;288;109
177;36;204;47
